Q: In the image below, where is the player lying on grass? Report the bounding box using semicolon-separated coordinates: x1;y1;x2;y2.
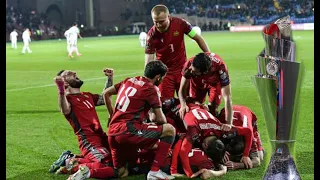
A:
102;61;176;180
51;68;119;180
218;104;264;161
223;135;261;170
178;52;233;132
130;134;227;180
148;98;226;179
170;134;228;179
170;103;254;177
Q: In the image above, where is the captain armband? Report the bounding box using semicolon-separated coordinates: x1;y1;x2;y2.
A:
187;28;197;38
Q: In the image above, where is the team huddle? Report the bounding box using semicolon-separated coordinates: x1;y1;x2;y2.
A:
50;4;264;180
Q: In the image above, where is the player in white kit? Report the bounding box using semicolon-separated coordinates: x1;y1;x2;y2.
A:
68;23;82;58
10;29;18;49
139;32;147;48
22;28;32;54
64;29;72;54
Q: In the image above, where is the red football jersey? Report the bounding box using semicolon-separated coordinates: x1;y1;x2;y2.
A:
219;105;261;152
182;52;230;88
108;76;162;136
219;105;257;128
188;148;214;170
65;92;107;149
185;104;253;156
184;104;223;144
145;17;193;73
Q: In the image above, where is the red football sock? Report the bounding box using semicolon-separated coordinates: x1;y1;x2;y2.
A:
151;136;174;171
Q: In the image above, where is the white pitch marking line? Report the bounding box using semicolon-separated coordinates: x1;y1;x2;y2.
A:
6;72;141;92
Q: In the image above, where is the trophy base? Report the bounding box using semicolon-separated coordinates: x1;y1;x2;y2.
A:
263;153;301;180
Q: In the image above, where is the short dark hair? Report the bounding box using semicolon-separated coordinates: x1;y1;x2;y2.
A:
192;53;212;73
57;70;65;76
205;136;226;165
73;22;78;26
162;98;179;114
144;60;168;79
226;136;245;156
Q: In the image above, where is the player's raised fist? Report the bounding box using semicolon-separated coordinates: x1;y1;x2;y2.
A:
54;76;65;95
54;76;64;86
103;68;114;77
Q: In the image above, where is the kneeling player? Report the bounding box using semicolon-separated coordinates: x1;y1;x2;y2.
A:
223;136;261;170
218;104;264;161
50;68;118;180
103;61;176;180
173;103;253;177
170;135;227;179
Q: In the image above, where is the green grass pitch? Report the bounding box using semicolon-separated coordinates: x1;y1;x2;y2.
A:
6;31;314;180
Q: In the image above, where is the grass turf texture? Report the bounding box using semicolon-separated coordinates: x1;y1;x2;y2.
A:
6;31;314;180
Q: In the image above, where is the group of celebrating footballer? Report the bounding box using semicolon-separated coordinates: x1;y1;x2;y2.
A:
50;4;264;180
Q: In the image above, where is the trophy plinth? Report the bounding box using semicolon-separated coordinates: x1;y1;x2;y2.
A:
252;16;304;180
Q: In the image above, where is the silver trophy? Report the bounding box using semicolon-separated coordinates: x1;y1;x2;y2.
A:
252;16;304;180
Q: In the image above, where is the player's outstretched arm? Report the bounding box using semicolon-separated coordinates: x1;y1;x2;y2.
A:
178;76;190;119
144;54;155;67
221;85;233;125
54;76;71;115
102;86;117;123
192;165;227;179
103;68;114;91
192;33;210;53
95;68;114;106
